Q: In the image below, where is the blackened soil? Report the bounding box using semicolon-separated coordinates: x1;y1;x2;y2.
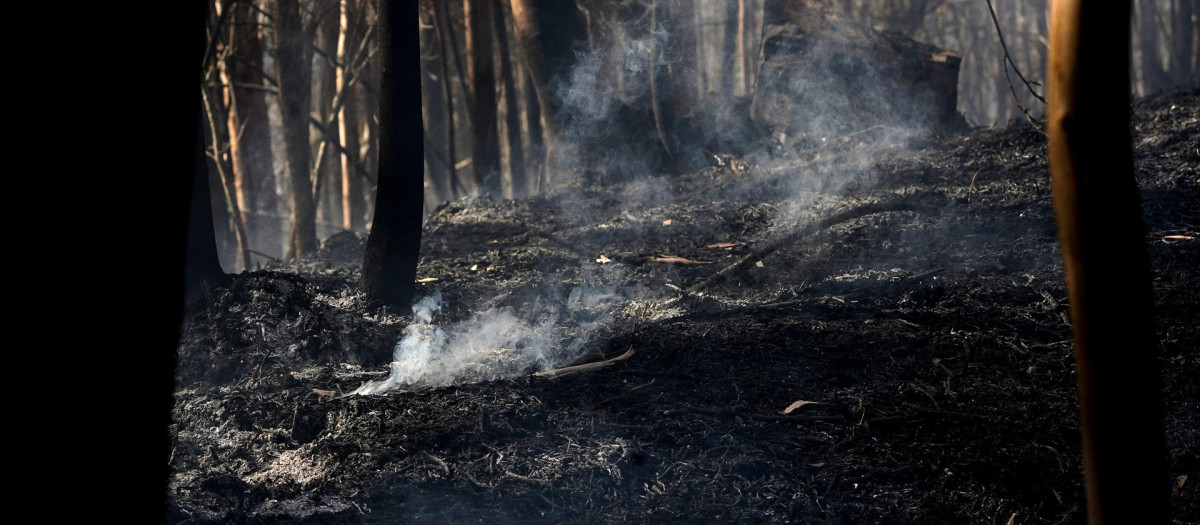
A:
169;88;1198;524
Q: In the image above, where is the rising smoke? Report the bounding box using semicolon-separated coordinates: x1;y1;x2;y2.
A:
353;276;627;394
357;2;952;394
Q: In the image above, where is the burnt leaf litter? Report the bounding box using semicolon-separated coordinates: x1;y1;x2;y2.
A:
170;88;1198;524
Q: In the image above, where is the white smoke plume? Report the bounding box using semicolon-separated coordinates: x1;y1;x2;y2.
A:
353;284;622;395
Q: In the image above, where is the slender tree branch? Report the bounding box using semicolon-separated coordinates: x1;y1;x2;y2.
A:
985;0;1047;132
200;85;253;271
241;0;275;23
309;116;377;183
309;20;378;198
202;0;237;83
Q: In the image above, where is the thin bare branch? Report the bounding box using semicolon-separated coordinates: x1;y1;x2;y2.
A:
985;0;1047;132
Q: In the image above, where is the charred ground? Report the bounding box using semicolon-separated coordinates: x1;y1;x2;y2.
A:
169;88;1198;524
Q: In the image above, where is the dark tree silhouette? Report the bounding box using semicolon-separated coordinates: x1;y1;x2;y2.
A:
1047;1;1168;523
467;0;501;193
273;0;319;260
132;1;211;521
363;0;424;313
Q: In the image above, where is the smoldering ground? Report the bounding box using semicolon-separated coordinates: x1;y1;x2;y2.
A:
170;86;1197;523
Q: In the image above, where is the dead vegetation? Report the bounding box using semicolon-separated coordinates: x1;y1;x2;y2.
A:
169;88;1198;524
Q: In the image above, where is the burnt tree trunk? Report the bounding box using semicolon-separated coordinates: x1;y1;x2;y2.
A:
1047;1;1169;523
1173;0;1198;85
1137;0;1165;94
667;0;698;122
508;0;588;185
724;1;739;97
751;0;962;138
466;0;501;193
434;0;464;197
187;107;226;299
648;0;674;156
223;1;277;259
274;0;318;259
363;0;424;314
495;0;526;198
522;62;543;192
140;3;211;520
418;0;449;204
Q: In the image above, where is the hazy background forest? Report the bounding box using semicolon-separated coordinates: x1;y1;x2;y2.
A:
201;0;1199;272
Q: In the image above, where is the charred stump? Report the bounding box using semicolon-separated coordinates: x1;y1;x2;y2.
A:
751;0;964;140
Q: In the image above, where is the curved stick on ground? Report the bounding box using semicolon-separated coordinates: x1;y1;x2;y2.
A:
534;348;634;379
689;200;932;293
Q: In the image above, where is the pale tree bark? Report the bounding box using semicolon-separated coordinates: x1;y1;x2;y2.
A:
737;0;747;95
205;0;251;271
273;0;318;259
339;0;366;229
314;0;342;233
201;85;253;272
494;0;525;197
466;0;501;193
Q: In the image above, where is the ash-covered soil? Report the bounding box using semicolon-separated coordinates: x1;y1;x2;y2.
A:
169;88;1198;524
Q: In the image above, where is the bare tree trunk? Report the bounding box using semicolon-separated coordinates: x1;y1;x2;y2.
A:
523;63;544;192
434;0;463;198
649;0;674;156
223;1;276;260
724;1;739;97
363;0;424;314
466;0;501;193
737;0;747;95
1047;1;1169;523
418;0;448;204
1138;0;1166;94
203;0;252;271
340;0;366;229
188;106;226;294
201;83;253;272
495;0;525;197
361;11;381;227
1171;0;1198;85
273;0;318;259
314;0;342;235
509;0;588;186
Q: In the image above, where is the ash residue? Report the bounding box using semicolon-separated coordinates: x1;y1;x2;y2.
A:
169;87;1198;524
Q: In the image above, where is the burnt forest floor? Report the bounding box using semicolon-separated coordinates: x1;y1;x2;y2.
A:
169;88;1199;524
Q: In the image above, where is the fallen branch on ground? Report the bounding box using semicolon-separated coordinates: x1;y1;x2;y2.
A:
534;348;634;378
689;200;935;293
